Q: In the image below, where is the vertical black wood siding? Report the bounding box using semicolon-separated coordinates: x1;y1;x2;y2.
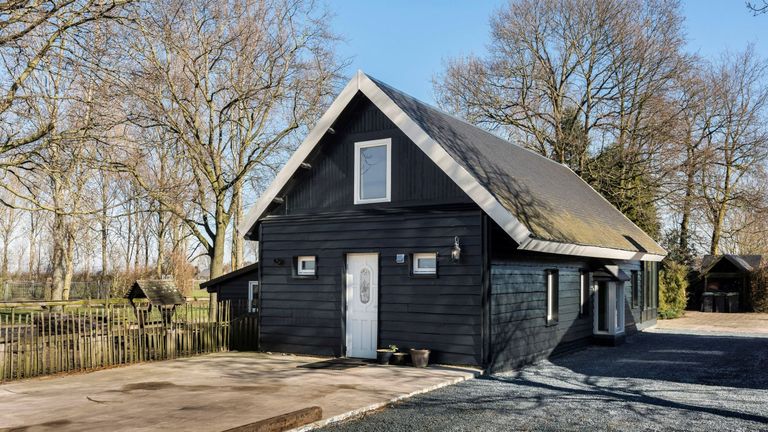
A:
258;207;484;365
268;93;470;217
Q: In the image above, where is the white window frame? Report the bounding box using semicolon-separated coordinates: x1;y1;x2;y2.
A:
297;256;316;276
546;269;559;326
579;270;589;317
354;138;392;204
412;252;437;275
247;281;258;313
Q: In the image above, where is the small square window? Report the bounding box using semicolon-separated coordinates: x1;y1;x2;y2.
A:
413;252;437;275
297;256;316;276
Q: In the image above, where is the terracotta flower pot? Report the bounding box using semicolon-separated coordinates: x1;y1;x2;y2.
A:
410;349;430;368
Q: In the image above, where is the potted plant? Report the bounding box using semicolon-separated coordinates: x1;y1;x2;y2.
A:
376;345;398;365
410;348;430;368
390;346;409;366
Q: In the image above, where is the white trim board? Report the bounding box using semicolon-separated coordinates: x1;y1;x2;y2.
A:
239;70;666;262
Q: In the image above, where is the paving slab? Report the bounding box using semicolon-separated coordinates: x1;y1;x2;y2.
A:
653;311;768;336
0;353;478;432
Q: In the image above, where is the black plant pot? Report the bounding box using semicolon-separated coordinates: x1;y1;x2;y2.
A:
376;350;394;365
390;352;409;366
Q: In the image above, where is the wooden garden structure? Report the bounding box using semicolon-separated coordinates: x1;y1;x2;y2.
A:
126;280;186;326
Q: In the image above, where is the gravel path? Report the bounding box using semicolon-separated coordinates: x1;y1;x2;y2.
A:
321;331;768;431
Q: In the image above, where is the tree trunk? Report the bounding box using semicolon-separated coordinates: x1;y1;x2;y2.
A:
62;230;75;300
208;210;230;321
1;237;8;282
678;156;696;261
101;179;109;278
231;185;243;270
50;212;67;302
156;209;166;278
710;202;727;255
28;212;36;277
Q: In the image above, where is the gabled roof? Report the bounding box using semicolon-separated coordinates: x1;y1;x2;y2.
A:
127;280;185;306
701;255;762;274
240;71;666;262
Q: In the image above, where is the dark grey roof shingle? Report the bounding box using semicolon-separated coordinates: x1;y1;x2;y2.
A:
370;77;665;256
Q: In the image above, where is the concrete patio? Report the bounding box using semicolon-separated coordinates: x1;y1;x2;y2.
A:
0;352;478;432
653;311;768;335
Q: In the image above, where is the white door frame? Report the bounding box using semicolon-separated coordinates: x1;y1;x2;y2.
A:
345;253;379;359
593;280;625;336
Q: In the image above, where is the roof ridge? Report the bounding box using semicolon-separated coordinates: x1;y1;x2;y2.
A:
365;74;574;173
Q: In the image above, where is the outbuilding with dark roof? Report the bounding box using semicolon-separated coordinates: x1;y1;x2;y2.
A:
223;71;665;372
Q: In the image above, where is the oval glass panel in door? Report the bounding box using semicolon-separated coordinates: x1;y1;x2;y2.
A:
360;267;371;304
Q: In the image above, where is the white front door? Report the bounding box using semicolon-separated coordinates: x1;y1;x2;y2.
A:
345;253;378;358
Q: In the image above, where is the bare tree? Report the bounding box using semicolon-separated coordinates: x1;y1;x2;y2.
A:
701;49;768;254
434;0;686;237
119;0;343;280
747;0;768;15
0;0;132;164
0;189;22;281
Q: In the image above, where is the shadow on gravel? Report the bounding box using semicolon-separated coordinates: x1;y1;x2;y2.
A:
482;373;768;425
549;332;768;390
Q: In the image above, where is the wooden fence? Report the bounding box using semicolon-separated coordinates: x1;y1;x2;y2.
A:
0;300;256;382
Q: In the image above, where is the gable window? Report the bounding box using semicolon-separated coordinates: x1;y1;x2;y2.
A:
631;270;640;308
412;252;437;276
579;270;590;317
546;269;559;326
296;256;316;276
354;138;391;204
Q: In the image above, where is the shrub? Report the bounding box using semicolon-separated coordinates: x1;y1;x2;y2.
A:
658;260;689;319
749;266;768;313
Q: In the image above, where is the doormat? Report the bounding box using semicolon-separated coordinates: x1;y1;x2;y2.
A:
298;358;371;370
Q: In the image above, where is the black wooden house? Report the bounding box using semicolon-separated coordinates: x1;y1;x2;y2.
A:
207;71;666;372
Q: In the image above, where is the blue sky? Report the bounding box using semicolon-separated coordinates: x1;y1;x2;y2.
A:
331;0;767;104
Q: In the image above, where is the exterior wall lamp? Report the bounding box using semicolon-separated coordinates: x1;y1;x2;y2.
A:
451;236;461;263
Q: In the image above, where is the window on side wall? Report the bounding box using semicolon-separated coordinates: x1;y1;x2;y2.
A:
354;138;391;204
631;270;640;308
296;256;316;277
546;269;559;326
412;252;437;276
579;270;590;317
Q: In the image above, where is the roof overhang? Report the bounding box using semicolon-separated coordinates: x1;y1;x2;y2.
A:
200;261;260;290
239;71;666;262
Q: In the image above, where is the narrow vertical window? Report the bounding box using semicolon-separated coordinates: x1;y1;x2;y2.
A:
546;269;559;326
631;270;639;308
579;270;590;317
354;139;391;204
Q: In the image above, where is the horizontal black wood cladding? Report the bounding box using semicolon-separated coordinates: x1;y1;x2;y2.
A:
487;244;652;373
268;94;470;217
206;272;255;302
258;208;484;365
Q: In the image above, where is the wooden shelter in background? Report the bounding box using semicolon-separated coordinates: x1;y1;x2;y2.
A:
697;255;762;312
126;280;186;326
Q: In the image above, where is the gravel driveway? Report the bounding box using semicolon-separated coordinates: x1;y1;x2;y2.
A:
321;331;768;431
